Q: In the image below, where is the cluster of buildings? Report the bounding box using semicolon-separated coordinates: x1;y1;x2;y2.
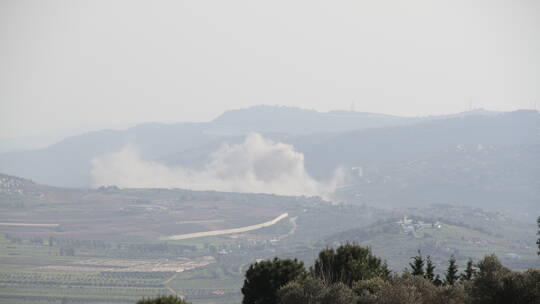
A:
396;216;442;238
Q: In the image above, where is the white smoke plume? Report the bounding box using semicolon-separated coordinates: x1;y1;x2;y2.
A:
91;133;343;199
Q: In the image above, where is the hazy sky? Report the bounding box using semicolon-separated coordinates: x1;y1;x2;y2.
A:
1;0;539;139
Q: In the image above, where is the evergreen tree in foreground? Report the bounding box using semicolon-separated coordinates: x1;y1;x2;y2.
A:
424;255;435;282
445;255;459;285
409;250;425;276
461;258;476;281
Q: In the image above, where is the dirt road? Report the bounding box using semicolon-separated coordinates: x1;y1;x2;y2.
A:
163;213;289;240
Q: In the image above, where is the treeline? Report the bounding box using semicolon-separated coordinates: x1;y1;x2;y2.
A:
3;234;199;257
136;243;539;304
240;243;539;304
137;238;539;304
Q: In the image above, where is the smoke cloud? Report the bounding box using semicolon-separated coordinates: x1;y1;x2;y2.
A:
91;133;342;198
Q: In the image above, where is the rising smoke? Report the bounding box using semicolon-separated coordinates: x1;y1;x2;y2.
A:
91;133;343;198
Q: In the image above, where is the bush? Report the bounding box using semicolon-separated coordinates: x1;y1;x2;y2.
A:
278;276;328;304
353;274;469;304
374;274;437;304
278;276;357;304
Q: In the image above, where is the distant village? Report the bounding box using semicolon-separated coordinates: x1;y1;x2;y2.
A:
396;216;442;238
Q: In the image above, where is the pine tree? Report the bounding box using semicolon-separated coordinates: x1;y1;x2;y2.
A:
409;250;424;276
444;255;459;285
461;258;476;281
424;255;435;282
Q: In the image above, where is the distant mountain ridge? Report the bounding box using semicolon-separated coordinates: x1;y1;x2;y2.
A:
212;105;502;135
0;106;532;193
296;109;540;179
212;105;415;134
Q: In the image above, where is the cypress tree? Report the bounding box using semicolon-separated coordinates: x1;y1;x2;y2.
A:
461;258;476;281
409;250;424;276
424;255;435;282
444;255;459;285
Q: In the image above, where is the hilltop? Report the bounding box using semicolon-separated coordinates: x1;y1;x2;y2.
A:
0;106;526;188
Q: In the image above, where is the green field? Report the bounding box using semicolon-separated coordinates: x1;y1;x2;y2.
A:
1;175;538;304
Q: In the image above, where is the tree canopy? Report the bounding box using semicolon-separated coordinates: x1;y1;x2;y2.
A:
312;243;390;287
241;257;306;304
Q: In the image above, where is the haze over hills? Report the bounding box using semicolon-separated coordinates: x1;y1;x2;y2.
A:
297;109;540;178
0;107;539;304
212;106;502;135
0;123;136;154
2;1;539;302
0;105;538;215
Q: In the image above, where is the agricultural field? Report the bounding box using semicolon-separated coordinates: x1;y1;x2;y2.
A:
0;235;169;303
0;175;333;304
1;174;538;304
